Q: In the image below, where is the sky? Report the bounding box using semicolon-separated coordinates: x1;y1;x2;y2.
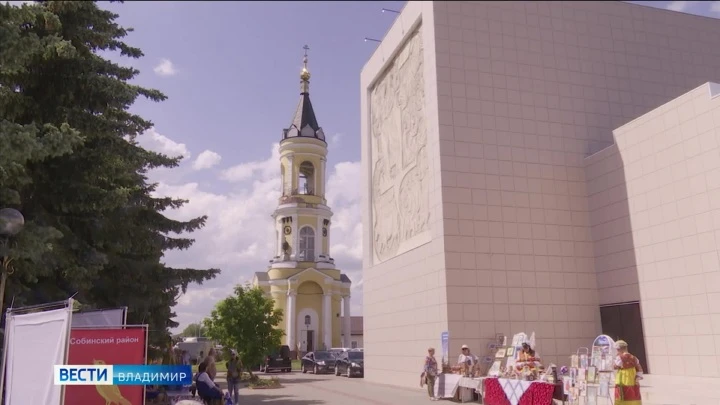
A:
7;0;720;332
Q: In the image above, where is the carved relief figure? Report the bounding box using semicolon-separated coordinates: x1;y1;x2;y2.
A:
370;28;430;263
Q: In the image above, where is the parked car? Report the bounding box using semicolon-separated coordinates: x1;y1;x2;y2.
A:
334;349;364;378
327;347;349;359
261;345;292;373
300;351;335;374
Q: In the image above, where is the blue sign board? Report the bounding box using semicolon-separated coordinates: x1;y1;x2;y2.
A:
441;331;449;363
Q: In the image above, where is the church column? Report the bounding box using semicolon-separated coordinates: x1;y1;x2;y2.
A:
317;216;323;257
287;154;295;195
286;290;296;349
323;292;332;350
320;157;327;198
291;214;299;260
277;220;283;257
342;295;352;347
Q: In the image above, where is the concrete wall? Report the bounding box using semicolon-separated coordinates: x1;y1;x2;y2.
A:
432;0;720;368
600;83;720;404
585;144;641;306
360;2;448;387
362;0;720;389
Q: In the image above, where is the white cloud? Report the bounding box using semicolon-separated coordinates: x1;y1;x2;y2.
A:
153;58;177;77
710;1;720;13
330;133;343;147
151;144;363;330
137;127;190;159
192;150;222;170
665;1;697;11
219;144;280;182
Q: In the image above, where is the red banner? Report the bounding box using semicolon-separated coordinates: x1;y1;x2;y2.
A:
65;328;146;405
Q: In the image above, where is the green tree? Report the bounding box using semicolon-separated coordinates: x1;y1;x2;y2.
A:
0;1;219;355
204;285;284;377
181;323;204;337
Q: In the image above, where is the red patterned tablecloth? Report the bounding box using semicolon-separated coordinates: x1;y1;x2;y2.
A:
484;378;555;405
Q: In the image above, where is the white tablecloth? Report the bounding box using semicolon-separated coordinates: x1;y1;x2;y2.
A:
434;373;463;398
459;377;484;390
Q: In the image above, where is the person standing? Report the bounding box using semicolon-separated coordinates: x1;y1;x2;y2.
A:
614;340;643;405
226;350;242;405
206;348;218;381
457;345;478;366
423;347;440;401
457;344;479;376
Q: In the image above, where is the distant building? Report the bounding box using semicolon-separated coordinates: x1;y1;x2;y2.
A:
341;316;364;349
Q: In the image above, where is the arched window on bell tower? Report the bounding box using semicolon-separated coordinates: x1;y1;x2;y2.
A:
298;226;315;261
298;161;315;195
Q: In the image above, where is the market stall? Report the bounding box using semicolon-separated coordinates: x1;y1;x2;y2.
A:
434;373;463;399
560;335;617;405
458;376;485;403
432;334;498;401
476;332;556;405
484;378;555;405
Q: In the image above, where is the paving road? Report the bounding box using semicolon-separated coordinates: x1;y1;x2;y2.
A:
229;371;433;405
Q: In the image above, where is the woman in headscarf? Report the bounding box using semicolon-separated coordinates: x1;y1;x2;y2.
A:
614;340;643;405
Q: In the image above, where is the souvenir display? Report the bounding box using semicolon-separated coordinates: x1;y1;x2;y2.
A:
590;335;616;372
563;336;618;405
481;331;547;381
587;366;597;383
488;360;502;377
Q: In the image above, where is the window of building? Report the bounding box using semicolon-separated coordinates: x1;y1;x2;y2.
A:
298;227;315;261
298;161;315;195
351;341;358;349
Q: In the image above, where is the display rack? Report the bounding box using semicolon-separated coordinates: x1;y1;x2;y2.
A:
563;336;616;405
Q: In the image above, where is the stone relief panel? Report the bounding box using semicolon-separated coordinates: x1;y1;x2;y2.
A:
370;28;430;264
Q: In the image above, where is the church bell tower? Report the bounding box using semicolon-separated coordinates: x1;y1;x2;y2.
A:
252;47;352;353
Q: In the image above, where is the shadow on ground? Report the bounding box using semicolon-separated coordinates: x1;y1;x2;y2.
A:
239;393;325;404
273;377;333;384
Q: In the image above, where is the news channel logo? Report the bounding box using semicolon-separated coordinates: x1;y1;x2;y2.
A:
54;365;192;386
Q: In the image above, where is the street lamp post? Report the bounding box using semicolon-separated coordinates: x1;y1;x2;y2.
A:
0;208;25;314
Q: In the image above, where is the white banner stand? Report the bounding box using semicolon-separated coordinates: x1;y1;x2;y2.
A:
1;299;74;405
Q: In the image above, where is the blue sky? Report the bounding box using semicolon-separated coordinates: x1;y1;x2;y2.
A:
9;0;720;331
99;0;405;330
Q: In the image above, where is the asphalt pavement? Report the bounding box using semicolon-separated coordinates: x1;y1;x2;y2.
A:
218;370;433;405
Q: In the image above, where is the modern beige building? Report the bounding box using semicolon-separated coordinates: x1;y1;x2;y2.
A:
360;1;720;402
253;50;352;354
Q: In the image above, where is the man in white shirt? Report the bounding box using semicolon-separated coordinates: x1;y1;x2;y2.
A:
457;344;478;366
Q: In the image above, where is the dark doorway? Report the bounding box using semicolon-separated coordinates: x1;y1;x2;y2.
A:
599;302;649;373
306;330;314;352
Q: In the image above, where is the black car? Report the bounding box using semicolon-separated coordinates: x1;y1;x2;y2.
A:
334;350;364;378
300;351;334;374
261;345;292;373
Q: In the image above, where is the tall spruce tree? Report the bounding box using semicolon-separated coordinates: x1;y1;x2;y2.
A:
0;1;219;353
